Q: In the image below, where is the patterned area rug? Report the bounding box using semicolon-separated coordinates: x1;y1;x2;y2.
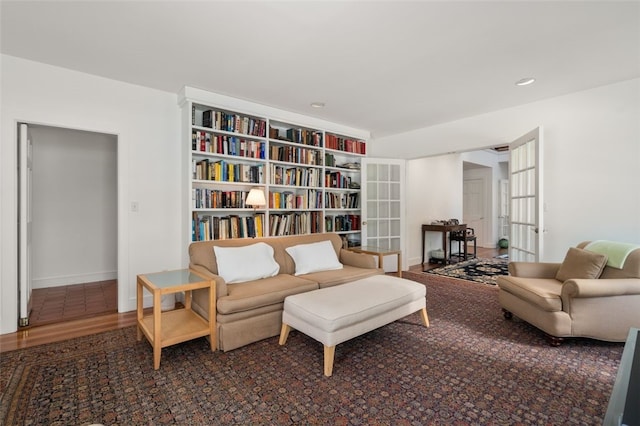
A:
1;274;622;425
427;257;509;285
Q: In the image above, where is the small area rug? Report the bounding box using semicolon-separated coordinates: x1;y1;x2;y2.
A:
426;257;509;285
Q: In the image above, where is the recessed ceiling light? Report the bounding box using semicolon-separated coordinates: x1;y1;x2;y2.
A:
515;77;536;86
310;102;325;108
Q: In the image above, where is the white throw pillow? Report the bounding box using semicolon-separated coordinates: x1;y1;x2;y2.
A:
214;242;280;284
285;240;343;276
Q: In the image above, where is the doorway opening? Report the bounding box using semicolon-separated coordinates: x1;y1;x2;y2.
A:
19;124;118;328
461;149;509;250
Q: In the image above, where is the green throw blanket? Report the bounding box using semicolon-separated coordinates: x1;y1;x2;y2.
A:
585;240;640;269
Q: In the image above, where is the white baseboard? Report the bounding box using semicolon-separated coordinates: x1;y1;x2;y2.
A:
32;270;118;289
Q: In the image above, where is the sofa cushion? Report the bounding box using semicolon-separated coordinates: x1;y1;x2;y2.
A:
217;274;318;314
285;240;343;275
189;237;290;276
555;247;608;282
214;242;280;284
497;276;563;312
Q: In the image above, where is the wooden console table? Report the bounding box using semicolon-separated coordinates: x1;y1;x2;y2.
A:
421;223;467;268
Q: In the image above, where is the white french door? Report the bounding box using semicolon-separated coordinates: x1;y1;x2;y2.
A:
361;158;405;272
18;123;33;326
508;127;543;262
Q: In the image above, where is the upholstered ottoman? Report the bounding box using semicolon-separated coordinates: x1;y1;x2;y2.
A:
278;275;429;376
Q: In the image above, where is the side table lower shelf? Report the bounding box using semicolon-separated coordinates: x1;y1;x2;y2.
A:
138;309;210;349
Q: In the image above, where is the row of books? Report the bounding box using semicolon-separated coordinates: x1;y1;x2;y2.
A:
192;212;361;240
270;164;321;187
280;128;323;147
192;131;266;159
202;109;267;137
269;189;322;210
325;214;361;232
193;159;264;183
192;189;249;209
326;134;366;155
269;144;322;166
325;192;359;209
269;211;322;236
325;171;356;189
192;213;265;241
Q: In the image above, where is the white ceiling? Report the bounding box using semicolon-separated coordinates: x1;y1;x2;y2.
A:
2;1;639;139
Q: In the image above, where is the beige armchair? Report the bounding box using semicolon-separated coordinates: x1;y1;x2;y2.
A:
497;241;640;345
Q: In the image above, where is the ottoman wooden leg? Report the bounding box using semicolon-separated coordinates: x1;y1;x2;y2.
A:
420;307;430;327
324;345;336;377
279;323;291;345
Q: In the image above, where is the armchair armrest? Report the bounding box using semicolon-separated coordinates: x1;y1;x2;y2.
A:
190;264;228;299
339;249;378;269
508;262;561;278
562;278;640;298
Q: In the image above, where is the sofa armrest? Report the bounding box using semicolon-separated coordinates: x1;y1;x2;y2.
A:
562;278;640;298
339;249;378;269
508;261;561;278
190;264;228;298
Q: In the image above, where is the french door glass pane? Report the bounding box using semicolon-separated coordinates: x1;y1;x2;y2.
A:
379;220;389;238
368;220;378;237
367;182;378;199
390;219;400;235
390;201;400;218
379;182;389;199
367;201;378;219
390;164;400;181
379;201;389;218
390;237;401;250
367;164;378;181
379;164;389;181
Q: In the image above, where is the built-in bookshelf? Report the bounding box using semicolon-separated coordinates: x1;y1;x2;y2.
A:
180;87;367;247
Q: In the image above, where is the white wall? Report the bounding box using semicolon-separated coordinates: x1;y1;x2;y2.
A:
30;126;117;288
405;155;463;266
1;55;181;334
372;78;640;264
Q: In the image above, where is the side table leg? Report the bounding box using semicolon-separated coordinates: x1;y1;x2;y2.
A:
153;292;162;370
397;252;402;278
136;280;143;341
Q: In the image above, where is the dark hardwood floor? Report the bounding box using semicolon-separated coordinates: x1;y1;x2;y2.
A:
29;280;117;327
0;246;506;353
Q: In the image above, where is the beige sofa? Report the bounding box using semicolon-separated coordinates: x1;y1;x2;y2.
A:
189;233;383;351
497;241;640;345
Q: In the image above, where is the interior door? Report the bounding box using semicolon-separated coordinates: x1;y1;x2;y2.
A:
18;123;33;326
361;158;405;272
508;127;543;262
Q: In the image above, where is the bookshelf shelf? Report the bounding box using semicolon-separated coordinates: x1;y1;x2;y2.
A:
181;88;367;243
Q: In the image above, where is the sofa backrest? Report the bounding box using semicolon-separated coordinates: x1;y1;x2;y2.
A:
577;241;640;279
189;232;344;277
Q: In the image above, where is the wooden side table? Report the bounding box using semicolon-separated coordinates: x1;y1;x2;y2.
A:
137;269;216;369
348;246;402;277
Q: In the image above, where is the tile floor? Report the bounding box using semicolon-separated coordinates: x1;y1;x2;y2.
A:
28;280;118;327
